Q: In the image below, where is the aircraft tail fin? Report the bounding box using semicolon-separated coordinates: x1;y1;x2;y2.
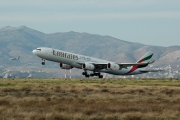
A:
136;51;154;63
18;56;20;59
126;52;154;74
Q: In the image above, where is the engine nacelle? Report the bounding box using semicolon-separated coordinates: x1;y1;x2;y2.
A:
60;63;72;69
82;63;95;70
107;63;120;70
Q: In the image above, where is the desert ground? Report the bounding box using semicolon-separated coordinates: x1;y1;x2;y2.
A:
0;78;180;120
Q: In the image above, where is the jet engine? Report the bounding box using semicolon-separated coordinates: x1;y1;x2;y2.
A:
107;63;120;70
82;63;95;70
60;63;73;69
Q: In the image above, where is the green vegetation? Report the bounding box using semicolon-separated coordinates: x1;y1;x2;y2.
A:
0;78;179;120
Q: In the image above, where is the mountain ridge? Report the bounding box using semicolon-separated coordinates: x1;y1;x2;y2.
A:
0;26;179;78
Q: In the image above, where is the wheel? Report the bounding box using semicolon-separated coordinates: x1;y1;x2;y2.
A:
85;74;89;78
82;72;87;75
42;62;45;65
96;73;100;76
90;73;94;76
99;75;103;78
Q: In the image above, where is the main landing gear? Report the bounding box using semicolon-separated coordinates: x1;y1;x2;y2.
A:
42;59;45;65
82;71;90;78
82;71;103;78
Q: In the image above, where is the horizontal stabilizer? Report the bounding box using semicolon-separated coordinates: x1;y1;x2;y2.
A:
119;62;149;68
140;69;164;73
148;59;155;64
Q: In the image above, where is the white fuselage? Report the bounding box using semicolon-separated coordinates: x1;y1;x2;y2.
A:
33;47;144;75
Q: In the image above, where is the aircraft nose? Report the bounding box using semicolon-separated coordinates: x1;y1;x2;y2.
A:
32;50;36;54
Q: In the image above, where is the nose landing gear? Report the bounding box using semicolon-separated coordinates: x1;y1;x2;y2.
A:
42;59;45;65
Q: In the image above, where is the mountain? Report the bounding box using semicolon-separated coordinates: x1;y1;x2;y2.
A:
0;26;180;78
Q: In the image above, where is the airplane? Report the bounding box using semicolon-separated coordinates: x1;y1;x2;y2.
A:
9;56;20;60
32;47;161;78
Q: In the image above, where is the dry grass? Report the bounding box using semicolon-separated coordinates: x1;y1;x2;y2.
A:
0;78;179;120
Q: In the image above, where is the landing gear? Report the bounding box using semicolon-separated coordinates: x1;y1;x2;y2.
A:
83;71;103;78
85;74;90;78
42;59;45;65
82;71;89;78
99;75;103;78
91;72;103;78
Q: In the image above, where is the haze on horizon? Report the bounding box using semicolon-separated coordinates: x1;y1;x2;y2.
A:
0;0;180;47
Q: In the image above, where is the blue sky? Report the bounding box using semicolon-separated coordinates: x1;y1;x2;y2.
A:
0;0;180;47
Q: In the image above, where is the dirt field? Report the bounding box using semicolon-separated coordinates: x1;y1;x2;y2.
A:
0;78;180;120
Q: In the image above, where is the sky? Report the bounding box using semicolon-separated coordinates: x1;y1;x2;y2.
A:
0;0;180;47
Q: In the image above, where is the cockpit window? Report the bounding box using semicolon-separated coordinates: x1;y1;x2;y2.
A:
36;48;41;51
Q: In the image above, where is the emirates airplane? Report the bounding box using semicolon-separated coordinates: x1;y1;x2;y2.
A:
33;47;160;78
9;56;20;60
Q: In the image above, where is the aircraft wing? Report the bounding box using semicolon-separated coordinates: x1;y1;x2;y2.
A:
78;62;150;69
